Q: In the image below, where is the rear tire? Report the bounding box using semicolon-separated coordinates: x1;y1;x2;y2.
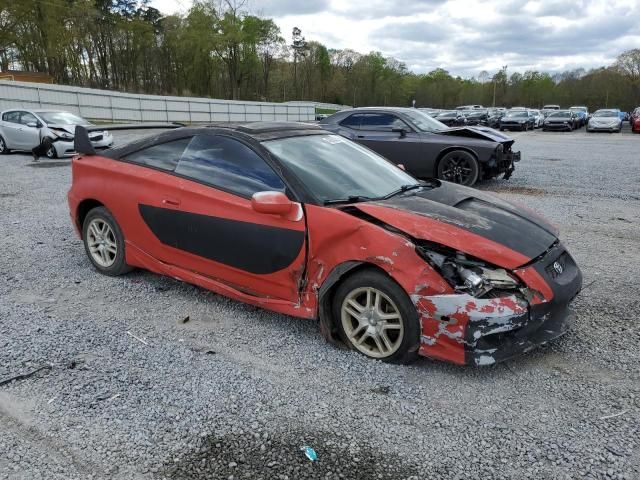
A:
82;206;132;276
333;269;420;364
437;150;480;186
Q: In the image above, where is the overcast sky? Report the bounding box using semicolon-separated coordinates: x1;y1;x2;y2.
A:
149;0;640;78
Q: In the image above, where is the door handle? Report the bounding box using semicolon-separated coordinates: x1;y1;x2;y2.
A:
162;198;180;207
357;135;365;138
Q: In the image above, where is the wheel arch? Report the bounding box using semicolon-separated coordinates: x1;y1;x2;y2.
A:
75;198;105;238
435;145;481;172
317;260;403;346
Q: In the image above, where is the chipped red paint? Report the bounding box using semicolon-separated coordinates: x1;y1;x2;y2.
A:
415;293;531;365
464;301;478;312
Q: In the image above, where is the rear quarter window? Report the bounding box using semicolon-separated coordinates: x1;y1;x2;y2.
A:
123;137;191;171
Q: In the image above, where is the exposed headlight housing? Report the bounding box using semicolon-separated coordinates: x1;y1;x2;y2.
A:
50;128;73;140
417;245;521;298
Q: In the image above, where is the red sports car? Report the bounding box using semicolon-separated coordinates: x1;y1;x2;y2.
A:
67;123;582;366
632;107;640;133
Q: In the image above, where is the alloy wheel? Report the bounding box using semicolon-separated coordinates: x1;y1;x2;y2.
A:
341;287;404;358
440;154;475;184
0;137;5;153
86;218;117;267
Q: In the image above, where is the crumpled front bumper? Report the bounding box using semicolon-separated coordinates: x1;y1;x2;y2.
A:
493;149;520;180
414;243;582;366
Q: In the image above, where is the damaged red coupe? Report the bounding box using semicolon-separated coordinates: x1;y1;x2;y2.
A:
67;122;582;366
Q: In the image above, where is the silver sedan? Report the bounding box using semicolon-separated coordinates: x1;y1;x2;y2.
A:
587;109;622;133
0;109;113;158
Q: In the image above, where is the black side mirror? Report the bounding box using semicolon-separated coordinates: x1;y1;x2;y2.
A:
391;127;407;138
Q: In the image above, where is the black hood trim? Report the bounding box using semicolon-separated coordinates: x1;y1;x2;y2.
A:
354;182;558;260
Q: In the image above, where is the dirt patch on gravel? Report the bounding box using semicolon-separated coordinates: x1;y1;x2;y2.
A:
486;186;550;196
164;429;420;480
27;161;71;168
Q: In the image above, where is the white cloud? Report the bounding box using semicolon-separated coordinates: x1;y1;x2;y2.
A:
149;0;640;77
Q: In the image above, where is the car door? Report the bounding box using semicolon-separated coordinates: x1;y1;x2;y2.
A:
1;111;26;148
354;113;425;167
141;133;306;302
115;135;194;266
16;111;42;149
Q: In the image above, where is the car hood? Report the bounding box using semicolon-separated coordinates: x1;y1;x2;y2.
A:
590;117;619;123
350;182;558;269
546;116;571;121
47;123;94;134
436;126;514;148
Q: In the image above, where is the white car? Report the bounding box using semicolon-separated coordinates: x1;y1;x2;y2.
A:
0;109;113;158
529;109;544;128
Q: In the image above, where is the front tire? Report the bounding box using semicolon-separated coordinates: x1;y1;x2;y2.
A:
44;138;57;159
0;135;9;154
333;269;420;364
437;150;480;186
82;206;132;276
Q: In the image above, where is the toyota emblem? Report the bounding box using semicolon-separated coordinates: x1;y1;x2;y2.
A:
553;261;564;275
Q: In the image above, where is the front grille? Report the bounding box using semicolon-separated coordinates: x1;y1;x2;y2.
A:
90;135;103;142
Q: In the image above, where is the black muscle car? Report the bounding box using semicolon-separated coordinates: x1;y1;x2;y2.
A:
434;110;467;127
319;107;520;187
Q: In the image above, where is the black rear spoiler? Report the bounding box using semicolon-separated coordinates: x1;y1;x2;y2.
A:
74;122;184;155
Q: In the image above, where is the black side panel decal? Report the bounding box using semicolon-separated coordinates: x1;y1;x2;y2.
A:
139;204;304;274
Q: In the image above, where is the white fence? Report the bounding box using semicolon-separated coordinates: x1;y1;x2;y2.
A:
0;80;321;123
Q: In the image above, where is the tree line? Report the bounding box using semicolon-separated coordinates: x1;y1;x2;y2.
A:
1;0;639;111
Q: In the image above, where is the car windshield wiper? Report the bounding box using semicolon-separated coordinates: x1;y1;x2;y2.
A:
323;195;374;206
381;183;423;200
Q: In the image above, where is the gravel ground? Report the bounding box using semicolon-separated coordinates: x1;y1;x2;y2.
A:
1;125;639;480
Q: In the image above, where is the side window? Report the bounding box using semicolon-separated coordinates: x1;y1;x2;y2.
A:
360;113;408;131
175;135;285;198
124;137;191;172
20;112;38;126
3;111;20;123
339;114;363;130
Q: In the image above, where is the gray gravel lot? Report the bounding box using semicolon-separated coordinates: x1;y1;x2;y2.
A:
1;126;639;480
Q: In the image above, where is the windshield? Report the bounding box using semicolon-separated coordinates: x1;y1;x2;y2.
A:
437;112;456;118
550;111;571;117
262;134;420;203
570;107;587;113
505;111;527;118
402;109;447;131
593;110;617;118
37;111;90;125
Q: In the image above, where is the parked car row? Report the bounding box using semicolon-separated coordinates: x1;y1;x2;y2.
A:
419;103;640;135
